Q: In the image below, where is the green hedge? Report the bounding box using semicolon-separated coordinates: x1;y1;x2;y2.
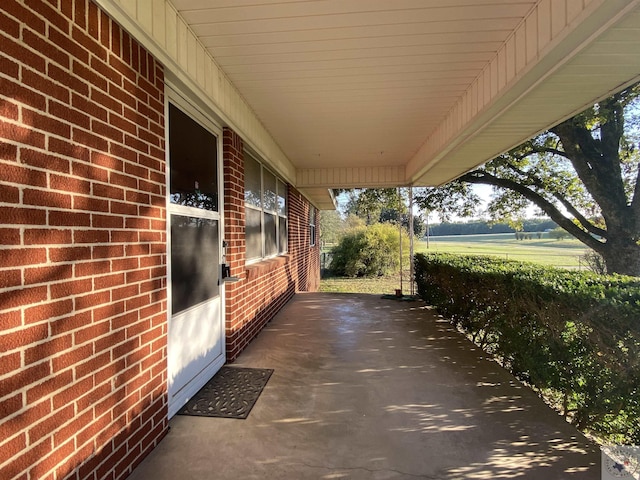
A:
415;253;640;444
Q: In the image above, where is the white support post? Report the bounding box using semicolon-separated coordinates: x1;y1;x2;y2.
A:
409;186;414;296
398;187;403;295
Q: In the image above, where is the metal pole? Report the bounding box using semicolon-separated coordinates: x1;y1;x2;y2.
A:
398;187;403;295
426;212;430;249
409;186;414;296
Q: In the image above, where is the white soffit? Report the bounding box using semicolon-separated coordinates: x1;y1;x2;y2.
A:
410;0;640;186
171;0;536;170
169;0;640;192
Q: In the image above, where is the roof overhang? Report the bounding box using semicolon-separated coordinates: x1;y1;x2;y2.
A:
99;0;640;209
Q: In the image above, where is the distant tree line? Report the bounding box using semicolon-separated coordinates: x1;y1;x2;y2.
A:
428;219;557;236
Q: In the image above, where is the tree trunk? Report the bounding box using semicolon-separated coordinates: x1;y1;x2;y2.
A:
598;240;640;276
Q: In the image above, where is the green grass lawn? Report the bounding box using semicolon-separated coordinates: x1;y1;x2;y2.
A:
320;233;592;294
415;233;589;268
320;274;408;295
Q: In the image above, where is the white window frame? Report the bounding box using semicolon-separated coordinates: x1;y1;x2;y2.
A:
244;151;288;263
277;178;288;255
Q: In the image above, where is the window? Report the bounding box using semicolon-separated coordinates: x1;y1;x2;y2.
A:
168;103;220;315
170;216;219;313
277;179;287;253
245;152;288;261
309;207;316;246
168;104;218;212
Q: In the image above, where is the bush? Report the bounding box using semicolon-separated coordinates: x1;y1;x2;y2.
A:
330;223;409;277
415;253;640;444
581;250;607;275
549;227;570;240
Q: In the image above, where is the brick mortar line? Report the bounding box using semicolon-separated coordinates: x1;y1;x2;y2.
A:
0;148;166;184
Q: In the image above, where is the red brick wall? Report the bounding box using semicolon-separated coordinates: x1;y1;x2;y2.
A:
0;2;168;479
223;128;320;361
288;188;321;293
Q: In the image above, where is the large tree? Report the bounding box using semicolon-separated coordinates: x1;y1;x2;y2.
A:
417;83;640;276
343;188;404;224
343;188;424;236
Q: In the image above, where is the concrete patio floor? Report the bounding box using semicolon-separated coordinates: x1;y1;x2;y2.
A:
129;293;600;479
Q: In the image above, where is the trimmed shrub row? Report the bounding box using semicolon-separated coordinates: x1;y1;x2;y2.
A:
415;253;640;444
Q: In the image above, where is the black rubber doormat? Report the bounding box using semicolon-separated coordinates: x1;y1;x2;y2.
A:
178;366;273;419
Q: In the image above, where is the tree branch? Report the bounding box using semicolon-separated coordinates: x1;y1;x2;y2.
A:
528;146;571;160
553;195;607;238
493;164;607;238
632;164;640;223
550;122;602;194
599;96;625;169
552;116;628;221
459;171;605;251
505;144;571;162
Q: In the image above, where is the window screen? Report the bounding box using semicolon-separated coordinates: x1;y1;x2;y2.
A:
170;216;219;314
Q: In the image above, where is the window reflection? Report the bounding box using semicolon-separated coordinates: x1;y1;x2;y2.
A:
264;212;277;256
263;169;277;212
169;191;216;210
245;208;262;261
244;151;288;260
244;155;262;208
169;104;218;211
278;217;287;254
277;179;286;216
171;215;219;314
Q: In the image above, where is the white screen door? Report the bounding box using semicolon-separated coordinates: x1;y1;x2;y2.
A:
167;102;225;417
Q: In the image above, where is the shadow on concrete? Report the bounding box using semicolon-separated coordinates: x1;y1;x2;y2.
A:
129;292;600;480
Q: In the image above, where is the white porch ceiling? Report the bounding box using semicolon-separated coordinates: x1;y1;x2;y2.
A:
168;0;640;207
